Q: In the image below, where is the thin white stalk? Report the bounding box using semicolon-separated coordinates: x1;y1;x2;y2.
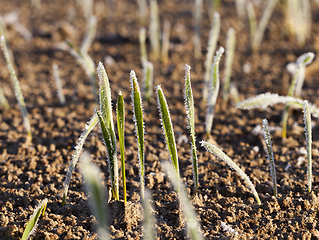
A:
294;52;314;98
139;27;148;65
0;83;9;109
223;28;235;103
143;190;156;240
203;12;220;103
142;61;154;102
205;47;224;137
193;0;203;60
262;119;277;197
246;2;257;45
149;0;160;61
184;65;199;192
201;141;261;205
161;20;170;65
303;101;312;192
1;36;32;141
252;0;278;52
235;0;246;19
62;114;98;206
81;15;97;53
52;64;66;105
137;0;148;26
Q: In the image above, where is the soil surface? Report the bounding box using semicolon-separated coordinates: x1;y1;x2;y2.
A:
1;0;319;239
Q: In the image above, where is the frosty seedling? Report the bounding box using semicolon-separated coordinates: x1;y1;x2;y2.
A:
117;92;126;203
96;62;119;201
22;198;48;240
262;119;277;197
130;70;146;199
201;141;261;205
205;46;224;137
184;65;199;191
203;12;220;103
156;85;180;181
1;35;32;141
62;114;98;206
303;100;312;192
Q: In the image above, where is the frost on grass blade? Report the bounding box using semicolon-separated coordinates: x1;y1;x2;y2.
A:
130;70;145;199
156;85;180;181
205;46;224;137
184;65;199;191
22;198;48;240
163;161;204;240
80;152;109;240
203;12;220;103
201;141;261;205
262;119;277;197
117;91;126;203
303;100;312;192
62;114;98;206
1;35;32;141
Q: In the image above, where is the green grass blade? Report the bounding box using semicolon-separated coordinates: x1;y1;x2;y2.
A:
62;114;98;206
22;198;48;240
116;91;126;203
130;70;145;199
80;151;109;240
205;46;224;137
262;119;277;197
163;161;204;240
203;12;220;103
303;100;312;192
143;190;156;240
67;41;98;103
201;141;261;205
1;35;32;141
184;65;199;192
156;85;180;181
96;109;119;201
223;28;236;103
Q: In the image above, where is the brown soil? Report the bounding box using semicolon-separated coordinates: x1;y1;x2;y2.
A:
1;0;319;239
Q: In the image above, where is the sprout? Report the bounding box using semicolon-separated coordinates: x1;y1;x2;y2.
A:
142;61;154;102
117;92;126;203
52;64;66;105
149;0;160;61
96;62;119;201
0;35;32;142
246;1;257;45
62;114;98;206
262;119;277;197
143;190;156;240
303;100;312;192
193;0;203;60
81;15;97;53
201;141;261;205
205;46;224;137
139;27;148;65
203;12;220;103
21;198;48;240
0;83;9;109
161;20;171;65
156;85;180;182
130;70;146;199
184;65;199;192
137;0;148;26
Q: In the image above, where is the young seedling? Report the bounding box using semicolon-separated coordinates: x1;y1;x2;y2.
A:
67;41;98;103
142;61;154;102
184;65;199;192
21;198;48;240
117;91;126;203
262;119;277;197
62;114;98;206
163;161;204;240
0;83;9;109
130;70;146;199
52;64;66;105
282;52;314;138
81;15;97;53
193;0;203;60
136;0;148;26
203;12;220;103
161;20;170;65
252;0;278;52
149;0;160;61
303;100;312;192
143;190;156;240
205;46;224;137
80;151;109;240
235;0;245;19
201;141;261;205
156;85;180;182
246;1;257;45
223;28;236;103
139;27;148;65
96;62;119;201
1;35;32;142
